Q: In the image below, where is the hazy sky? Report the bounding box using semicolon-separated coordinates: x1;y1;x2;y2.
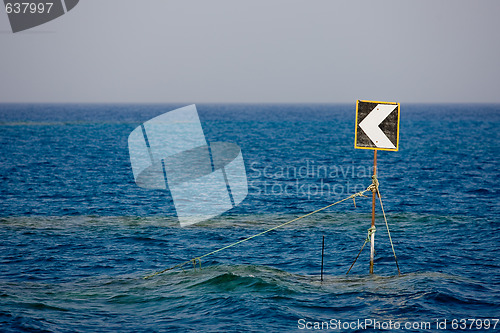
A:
1;0;499;104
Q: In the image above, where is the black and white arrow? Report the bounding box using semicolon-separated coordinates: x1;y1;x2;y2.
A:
359;104;397;149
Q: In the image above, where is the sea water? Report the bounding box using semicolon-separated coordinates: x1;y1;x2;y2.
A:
0;104;499;332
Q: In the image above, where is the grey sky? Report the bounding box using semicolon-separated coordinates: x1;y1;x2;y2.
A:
1;0;499;104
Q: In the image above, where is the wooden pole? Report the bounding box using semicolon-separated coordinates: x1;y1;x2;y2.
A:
369;150;377;274
320;235;325;282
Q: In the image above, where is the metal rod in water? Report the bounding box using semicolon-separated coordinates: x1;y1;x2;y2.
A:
321;235;325;282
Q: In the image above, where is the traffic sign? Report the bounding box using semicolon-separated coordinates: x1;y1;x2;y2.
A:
355;100;400;151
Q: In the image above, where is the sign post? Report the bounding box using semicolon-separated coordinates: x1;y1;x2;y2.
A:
370;150;377;274
355;100;400;274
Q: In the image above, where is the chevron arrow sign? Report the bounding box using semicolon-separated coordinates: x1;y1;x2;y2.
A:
355;100;400;151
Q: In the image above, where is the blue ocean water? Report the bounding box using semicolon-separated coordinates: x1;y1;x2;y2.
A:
0;104;499;332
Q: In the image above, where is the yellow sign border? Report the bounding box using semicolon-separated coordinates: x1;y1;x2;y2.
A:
354;99;400;151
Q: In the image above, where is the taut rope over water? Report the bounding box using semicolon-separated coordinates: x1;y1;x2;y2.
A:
144;176;400;279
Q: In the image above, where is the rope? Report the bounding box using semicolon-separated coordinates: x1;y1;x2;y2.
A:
367;174;379;193
375;179;402;275
144;186;374;279
346;175;401;275
192;257;202;270
346;226;376;275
